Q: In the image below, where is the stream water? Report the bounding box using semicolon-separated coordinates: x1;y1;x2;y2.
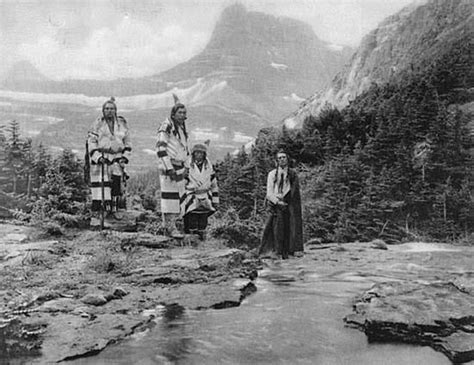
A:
70;258;451;365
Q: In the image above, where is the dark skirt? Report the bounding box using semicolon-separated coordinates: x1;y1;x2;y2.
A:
183;212;208;233
259;193;303;258
259;203;291;258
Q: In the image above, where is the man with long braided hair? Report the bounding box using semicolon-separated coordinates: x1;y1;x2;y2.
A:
259;151;303;259
87;97;131;225
156;95;190;238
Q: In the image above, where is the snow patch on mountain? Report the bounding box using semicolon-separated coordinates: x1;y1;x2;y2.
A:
191;128;220;141
0;78;228;111
327;44;344;52
284;116;298;129
25;130;41;136
186;79;228;105
283;93;305;103
233;132;253;143
270;62;288;70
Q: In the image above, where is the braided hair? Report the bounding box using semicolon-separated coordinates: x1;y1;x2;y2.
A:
273;150;290;188
170;103;188;140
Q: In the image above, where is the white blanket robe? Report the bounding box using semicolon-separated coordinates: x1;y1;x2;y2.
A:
88;116;131;204
182;158;219;216
156;118;189;214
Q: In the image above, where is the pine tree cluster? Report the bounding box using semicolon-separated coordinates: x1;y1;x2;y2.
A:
0;121;89;226
217;39;473;243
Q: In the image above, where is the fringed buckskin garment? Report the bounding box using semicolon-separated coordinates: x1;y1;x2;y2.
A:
182;157;219;234
156;117;189;214
259;167;303;258
88;115;131;212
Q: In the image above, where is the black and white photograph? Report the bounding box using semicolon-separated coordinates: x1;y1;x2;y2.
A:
0;0;473;363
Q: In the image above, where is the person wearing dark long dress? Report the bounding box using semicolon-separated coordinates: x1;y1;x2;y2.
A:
259;151;303;259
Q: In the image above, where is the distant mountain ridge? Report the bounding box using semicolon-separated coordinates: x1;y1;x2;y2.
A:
284;0;474;127
1;3;351;121
0;3;352;171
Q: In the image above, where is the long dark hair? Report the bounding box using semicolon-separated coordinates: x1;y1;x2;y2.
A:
170;103;188;139
273;151;290;187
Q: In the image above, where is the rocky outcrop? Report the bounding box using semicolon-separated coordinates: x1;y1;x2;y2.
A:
162;3;350;101
0;224;261;363
345;280;474;363
284;0;474;127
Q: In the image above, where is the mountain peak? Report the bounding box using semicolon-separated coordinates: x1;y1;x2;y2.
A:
159;4;351;102
220;2;247;19
211;3;321;48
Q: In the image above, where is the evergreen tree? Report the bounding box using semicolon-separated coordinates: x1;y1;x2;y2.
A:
4;121;23;193
32;143;51;191
0;125;8;191
3;120;34;195
214;35;473;243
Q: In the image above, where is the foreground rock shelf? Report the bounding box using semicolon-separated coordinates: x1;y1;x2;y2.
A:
327;241;474;364
0;224;260;363
1;222;473;363
345;280;474;363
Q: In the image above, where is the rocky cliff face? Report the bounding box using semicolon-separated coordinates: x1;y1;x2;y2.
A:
161;3;350;99
156;4;352;122
284;0;474;127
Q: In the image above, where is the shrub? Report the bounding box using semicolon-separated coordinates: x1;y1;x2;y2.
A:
209;209;263;249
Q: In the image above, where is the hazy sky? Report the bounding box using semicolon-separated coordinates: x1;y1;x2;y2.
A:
0;0;419;80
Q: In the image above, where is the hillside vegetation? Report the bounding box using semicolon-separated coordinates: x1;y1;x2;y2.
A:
216;37;474;244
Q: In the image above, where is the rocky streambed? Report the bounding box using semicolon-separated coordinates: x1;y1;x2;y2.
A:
0;222;473;364
0;223;259;363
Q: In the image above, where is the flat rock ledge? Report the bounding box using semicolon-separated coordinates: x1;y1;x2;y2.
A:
0;224;261;364
344;280;474;364
1;278;257;364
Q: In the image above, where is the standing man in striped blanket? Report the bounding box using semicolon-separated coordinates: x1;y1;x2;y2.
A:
156;96;190;238
182;142;219;240
88;97;131;226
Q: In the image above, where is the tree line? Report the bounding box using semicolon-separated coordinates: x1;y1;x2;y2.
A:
216;39;474;243
1;39;472;243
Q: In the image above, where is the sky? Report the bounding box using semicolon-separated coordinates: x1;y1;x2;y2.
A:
0;0;420;81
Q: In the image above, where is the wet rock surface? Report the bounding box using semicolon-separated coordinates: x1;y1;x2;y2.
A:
0;223;260;363
271;239;474;364
1;223;473;364
334;242;474;364
345;280;474;363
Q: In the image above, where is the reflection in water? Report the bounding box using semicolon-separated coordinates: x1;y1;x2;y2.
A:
159;304;192;363
73;262;451;365
163;303;185;326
